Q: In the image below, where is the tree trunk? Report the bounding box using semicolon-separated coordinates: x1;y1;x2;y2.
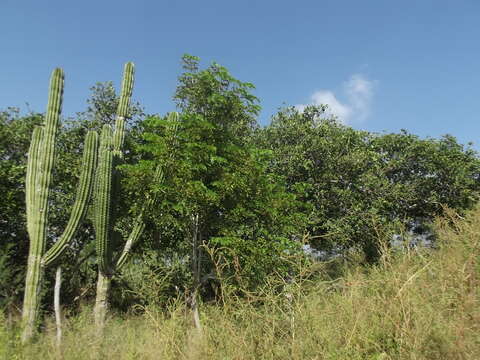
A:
191;287;202;331
21;253;44;343
190;214;202;331
54;267;62;348
94;271;111;332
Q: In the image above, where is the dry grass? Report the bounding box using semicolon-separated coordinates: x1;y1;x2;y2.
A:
2;207;479;359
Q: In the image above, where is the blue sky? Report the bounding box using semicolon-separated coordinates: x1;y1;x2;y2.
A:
2;0;479;147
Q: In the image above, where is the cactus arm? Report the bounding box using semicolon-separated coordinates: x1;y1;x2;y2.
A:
113;62;134;156
22;126;44;342
34;68;64;242
94;125;114;274
25;126;43;238
42;131;99;266
116;62;134;119
115;217;145;270
115;166;165;269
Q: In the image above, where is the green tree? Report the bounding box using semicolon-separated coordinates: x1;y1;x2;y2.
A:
174;54;260;140
258;105;480;261
123;112;308;322
121;57;307;317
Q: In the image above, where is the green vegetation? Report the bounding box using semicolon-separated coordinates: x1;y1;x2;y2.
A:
21;69;98;342
2;205;479;359
1;55;479;357
91;62;140;330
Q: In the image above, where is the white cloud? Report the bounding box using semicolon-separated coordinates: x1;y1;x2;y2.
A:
310;90;352;121
296;74;375;123
345;74;374;121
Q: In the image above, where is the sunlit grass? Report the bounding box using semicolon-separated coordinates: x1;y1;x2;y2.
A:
2;207;479;359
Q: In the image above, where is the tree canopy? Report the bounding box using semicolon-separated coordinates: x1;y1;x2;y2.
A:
1;56;479;316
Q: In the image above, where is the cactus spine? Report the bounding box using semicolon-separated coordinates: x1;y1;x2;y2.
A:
22;69;98;343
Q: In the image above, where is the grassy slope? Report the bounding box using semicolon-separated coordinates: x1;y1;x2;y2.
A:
1;208;479;359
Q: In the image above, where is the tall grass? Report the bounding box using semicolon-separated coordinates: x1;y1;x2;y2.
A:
2;207;479;359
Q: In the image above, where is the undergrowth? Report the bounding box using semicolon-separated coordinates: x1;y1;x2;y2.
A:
1;207;479;359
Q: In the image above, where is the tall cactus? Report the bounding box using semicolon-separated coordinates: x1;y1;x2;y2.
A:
22;69;99;342
93;62;136;328
92;62;178;328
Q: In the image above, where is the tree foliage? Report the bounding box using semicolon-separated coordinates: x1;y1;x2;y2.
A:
257;105;480;261
1;56;479;319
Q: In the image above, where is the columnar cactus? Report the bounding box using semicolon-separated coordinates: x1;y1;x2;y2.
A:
94;124;115;275
22;69;98;342
92;63;179;327
93;62;136;328
92;63;134;272
80;62;181;329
